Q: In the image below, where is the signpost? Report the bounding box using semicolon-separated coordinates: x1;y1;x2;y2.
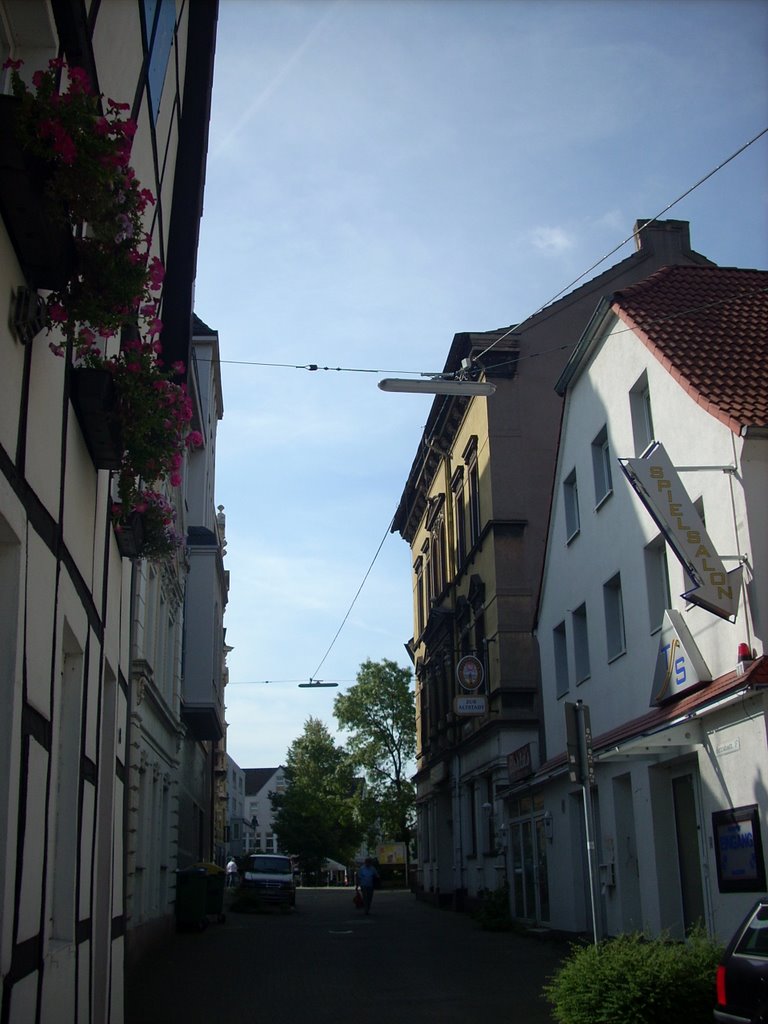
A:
565;700;601;945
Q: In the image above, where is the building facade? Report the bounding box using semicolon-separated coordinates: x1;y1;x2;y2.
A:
125;316;227;963
530;265;768;944
243;767;287;854
393;219;714;910
0;2;217;1021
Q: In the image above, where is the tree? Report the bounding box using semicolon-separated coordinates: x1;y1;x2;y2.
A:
333;659;416;844
271;717;363;878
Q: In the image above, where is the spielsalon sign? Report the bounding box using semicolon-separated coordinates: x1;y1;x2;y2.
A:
620;442;742;621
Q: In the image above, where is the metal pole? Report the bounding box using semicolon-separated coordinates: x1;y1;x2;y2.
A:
577;700;601;946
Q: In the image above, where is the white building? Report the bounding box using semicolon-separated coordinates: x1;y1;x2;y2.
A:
244;768;287;854
0;2;217;1020
226;754;253;858
530;264;768;943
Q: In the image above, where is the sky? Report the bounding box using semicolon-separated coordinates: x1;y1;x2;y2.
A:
192;0;768;770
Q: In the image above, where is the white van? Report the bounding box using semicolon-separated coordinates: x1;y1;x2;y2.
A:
242;854;296;906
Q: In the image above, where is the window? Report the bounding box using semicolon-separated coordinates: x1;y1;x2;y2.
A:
463;437;481;548
452;468;467;568
414;556;425;637
591;426;613;507
603;573;626;661
564;469;580;541
572;604;590;683
630;373;655;456
645;535;671;632
143;0;176;121
553;621;569;698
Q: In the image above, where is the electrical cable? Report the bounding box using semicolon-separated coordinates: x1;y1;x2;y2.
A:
201;126;767;380
308;517;394;682
473;125;768;363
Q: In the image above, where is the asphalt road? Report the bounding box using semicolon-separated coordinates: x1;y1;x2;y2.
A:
125;888;569;1024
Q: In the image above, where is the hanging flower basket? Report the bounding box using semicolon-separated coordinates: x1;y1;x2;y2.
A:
113;509;144;559
112;491;183;562
69;366;124;470
0;94;75;290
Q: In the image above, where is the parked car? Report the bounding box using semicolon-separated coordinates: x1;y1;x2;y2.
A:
241;854;296;906
715;895;768;1022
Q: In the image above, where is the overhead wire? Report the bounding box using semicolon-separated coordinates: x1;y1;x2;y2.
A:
308;516;395;682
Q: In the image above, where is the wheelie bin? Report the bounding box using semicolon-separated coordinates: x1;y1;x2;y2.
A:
192;861;226;923
175;867;208;930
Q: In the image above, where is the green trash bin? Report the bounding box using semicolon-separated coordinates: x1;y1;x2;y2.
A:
192;862;226;923
175;867;208;930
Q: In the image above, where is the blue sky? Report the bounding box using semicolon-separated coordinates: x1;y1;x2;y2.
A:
193;0;768;769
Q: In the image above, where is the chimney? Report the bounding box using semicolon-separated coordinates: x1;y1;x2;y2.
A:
633;219;692;258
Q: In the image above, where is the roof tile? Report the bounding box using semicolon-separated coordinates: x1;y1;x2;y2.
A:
612;266;768;432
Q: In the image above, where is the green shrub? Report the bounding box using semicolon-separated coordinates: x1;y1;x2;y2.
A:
543;928;722;1024
473;885;513;932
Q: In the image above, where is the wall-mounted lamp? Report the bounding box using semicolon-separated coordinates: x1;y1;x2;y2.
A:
378;378;496;397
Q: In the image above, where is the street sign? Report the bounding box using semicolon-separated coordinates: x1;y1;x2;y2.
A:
564;700;595;785
454;695;487;716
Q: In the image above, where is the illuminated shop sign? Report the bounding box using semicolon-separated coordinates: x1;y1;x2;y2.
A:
649;609;710;706
620;442;742;621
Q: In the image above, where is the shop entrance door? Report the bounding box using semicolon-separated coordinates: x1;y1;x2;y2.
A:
672;773;706;931
510;812;549;923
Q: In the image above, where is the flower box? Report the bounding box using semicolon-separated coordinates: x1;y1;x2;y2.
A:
114;511;144;559
70;367;124;470
0;94;75;290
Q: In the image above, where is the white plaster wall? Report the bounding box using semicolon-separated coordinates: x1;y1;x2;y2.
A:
539;317;757;755
18;738;47;943
25;530;57;717
24;338;65;520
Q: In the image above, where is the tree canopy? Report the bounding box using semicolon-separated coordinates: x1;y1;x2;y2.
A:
270;717;363;876
333;658;416;844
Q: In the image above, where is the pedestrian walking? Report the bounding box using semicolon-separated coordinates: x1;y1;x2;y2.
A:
356;858;380;915
226;856;238;888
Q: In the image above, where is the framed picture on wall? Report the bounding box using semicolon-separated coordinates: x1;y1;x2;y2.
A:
712;805;767;893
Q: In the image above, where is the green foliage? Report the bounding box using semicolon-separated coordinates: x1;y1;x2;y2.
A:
333;659;416;843
543;928;723;1024
271;718;363;875
473;885;513;931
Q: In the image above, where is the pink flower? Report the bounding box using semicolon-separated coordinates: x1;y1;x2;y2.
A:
186;431;204;449
67;66;91;93
170;472;182;487
107;98;130;112
148;319;163;337
32;70;46;88
148;257;165;289
2;58;23;71
171;361;186;374
49;302;68;323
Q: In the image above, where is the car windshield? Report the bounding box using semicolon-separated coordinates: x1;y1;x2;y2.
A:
248;857;291;874
735;905;768;956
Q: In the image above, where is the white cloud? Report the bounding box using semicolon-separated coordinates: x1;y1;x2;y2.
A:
529;226;576;254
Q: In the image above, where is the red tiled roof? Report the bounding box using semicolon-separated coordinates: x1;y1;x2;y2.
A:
612;265;768;434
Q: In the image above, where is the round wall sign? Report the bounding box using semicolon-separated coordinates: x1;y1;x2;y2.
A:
456;655;484;691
